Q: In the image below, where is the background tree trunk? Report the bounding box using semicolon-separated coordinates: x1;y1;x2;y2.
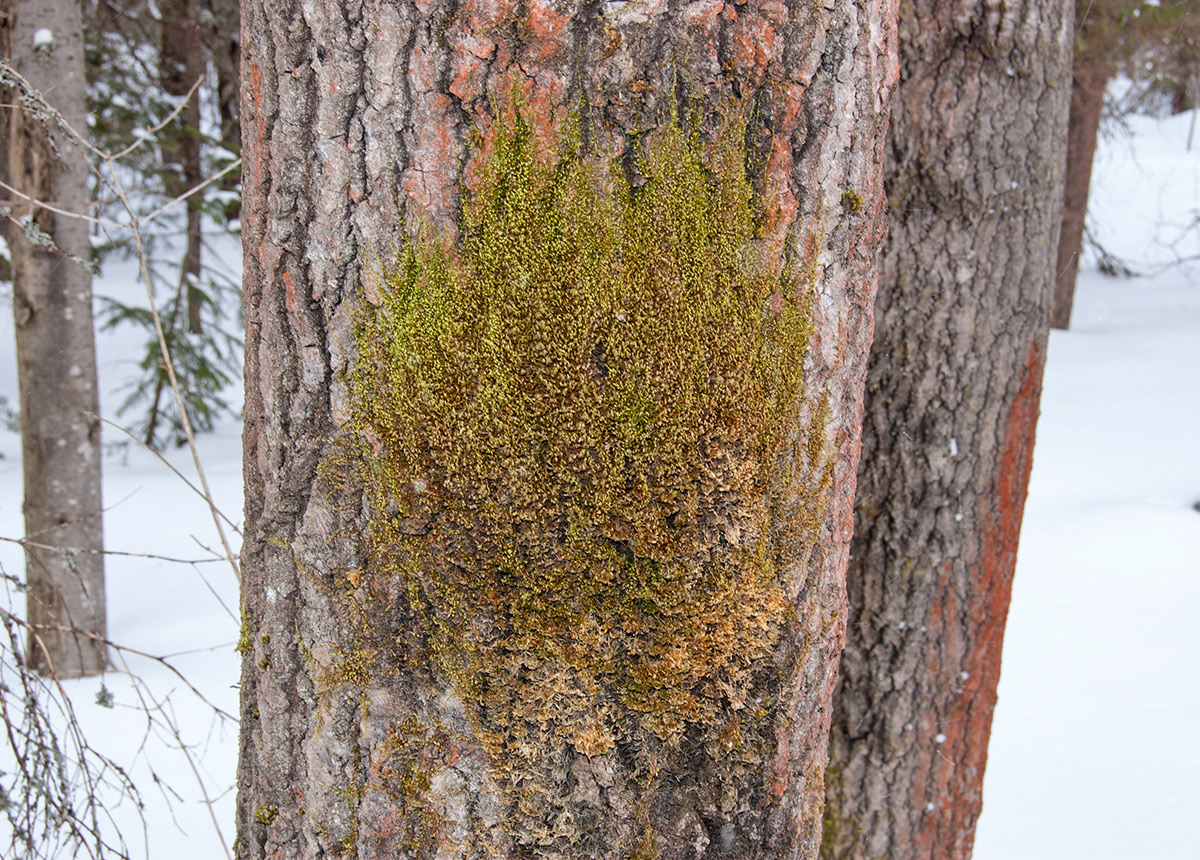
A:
203;0;241;218
2;0;107;677
159;0;205;333
235;0;896;858
822;1;1071;858
0;2;11;284
1051;51;1111;330
204;0;241;154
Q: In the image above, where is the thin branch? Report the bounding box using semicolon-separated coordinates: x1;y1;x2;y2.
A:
102;164;242;585
0;177;124;227
139;157;242;225
96;416;243;536
8;612;237;722
110;75;205;162
160;699;234;860
0;534;230;566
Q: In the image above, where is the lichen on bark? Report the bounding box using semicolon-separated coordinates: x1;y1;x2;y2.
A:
341;95;830;856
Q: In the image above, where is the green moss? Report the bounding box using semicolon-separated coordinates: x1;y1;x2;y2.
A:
254;803;279;825
349;94;828;846
235;609;251;655
840;189;862;213
302;643;376;694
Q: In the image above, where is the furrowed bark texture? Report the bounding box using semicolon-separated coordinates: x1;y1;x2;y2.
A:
2;0;107;677
236;1;896;857
1050;51;1109;330
822;1;1071;859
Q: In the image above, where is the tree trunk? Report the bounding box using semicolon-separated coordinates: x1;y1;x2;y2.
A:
204;0;241;154
236;1;897;858
204;0;241;219
1050;51;1109;330
2;0;108;677
159;0;205;333
822;1;1071;859
0;4;11;285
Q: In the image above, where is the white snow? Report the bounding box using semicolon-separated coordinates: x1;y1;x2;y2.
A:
0;93;1197;860
32;28;53;50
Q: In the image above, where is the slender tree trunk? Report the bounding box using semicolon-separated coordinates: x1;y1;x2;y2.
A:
822;1;1071;858
1051;51;1109;330
159;0;205;333
204;0;241;219
0;5;11;285
2;0;108;677
235;0;897;857
204;0;240;153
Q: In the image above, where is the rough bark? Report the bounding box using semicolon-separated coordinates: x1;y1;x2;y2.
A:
2;0;107;677
1050;51;1110;330
236;1;896;858
822;1;1072;858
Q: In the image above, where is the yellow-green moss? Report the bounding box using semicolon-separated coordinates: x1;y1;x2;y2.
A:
301;641;377;696
236;609;251;655
349;95;827;842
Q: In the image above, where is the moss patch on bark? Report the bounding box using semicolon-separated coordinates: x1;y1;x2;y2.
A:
347;97;828;853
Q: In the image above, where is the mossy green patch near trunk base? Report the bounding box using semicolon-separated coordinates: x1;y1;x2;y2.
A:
349;100;828;853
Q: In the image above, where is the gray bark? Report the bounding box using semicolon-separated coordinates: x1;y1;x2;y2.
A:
236;0;897;857
3;0;107;677
822;1;1072;858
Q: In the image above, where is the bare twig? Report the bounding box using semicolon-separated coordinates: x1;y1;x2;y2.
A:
9;615;237;722
96;416;242;536
107;187;242;585
140;157;242;224
109;76;205;162
0;177;124;227
159;699;234;860
1;568;146;860
0;534;230;566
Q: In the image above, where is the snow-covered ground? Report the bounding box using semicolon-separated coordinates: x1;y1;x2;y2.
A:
1;102;1197;859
